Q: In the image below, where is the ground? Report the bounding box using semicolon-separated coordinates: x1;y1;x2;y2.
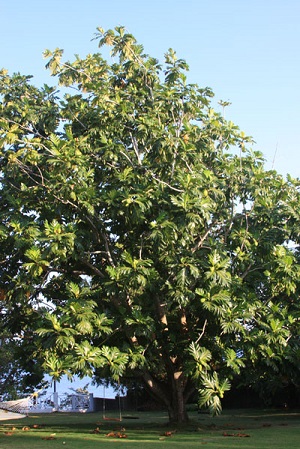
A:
0;409;26;421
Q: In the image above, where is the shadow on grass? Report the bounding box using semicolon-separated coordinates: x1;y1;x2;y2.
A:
1;409;300;449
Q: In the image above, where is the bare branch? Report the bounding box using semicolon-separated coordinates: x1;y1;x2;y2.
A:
149;171;184;193
195;319;208;344
78;257;105;278
130;132;142;165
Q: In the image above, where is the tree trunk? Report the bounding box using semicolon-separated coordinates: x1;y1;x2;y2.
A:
142;371;194;424
167;386;189;423
167;371;190;423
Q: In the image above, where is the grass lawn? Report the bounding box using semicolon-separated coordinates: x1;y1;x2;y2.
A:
0;408;299;449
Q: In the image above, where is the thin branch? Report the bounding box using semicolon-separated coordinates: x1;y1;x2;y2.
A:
149;171;184;193
99;229;116;268
192;223;216;253
120;150;135;166
78;257;105;278
170;112;183;178
58;61;93;82
240;264;266;280
195;319;208;344
130;132;142;165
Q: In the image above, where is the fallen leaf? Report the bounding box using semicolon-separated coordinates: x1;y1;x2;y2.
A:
106;431;117;437
223;432;250;438
117;432;127;438
162;430;176;437
105;431;127;438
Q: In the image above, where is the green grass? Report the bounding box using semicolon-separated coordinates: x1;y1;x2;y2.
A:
0;408;300;449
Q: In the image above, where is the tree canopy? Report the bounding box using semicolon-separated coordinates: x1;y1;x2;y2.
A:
1;26;300;422
0;334;44;400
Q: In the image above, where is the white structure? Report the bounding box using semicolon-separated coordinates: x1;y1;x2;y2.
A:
27;392;94;413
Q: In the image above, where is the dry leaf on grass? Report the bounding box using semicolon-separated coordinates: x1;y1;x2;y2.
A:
106;431;127;438
42;434;57;440
223;432;250;437
161;430;176;437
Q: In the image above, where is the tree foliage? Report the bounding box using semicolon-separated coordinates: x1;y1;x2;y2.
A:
0;333;44;400
1;26;300;421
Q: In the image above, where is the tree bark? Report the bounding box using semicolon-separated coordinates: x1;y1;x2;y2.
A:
168;371;191;423
142;370;195;423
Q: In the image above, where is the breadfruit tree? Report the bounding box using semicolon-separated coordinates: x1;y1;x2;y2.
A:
1;26;300;422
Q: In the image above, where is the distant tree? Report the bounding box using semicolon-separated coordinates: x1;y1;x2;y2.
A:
0;334;44;400
0;26;300;422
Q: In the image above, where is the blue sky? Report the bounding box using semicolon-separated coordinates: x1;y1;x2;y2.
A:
1;0;300;177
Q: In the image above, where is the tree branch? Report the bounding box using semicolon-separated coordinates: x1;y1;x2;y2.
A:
195;319;208;344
